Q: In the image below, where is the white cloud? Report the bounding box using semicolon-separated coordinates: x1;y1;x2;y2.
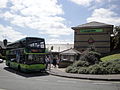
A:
69;0;104;6
0;0;8;8
46;38;74;44
69;0;93;6
0;0;72;38
10;0;63;16
87;8;120;25
2;11;14;20
0;25;26;42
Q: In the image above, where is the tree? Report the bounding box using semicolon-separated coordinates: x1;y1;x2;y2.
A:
112;26;120;50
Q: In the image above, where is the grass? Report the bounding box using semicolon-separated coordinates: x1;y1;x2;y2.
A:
101;53;120;62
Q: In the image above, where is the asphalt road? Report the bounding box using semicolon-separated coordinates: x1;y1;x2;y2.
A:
0;62;120;90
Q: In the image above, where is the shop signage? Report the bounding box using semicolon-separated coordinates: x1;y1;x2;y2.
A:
80;29;103;33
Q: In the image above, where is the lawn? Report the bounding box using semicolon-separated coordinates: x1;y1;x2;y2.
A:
101;53;120;62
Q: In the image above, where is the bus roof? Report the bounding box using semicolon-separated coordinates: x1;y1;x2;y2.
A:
7;37;45;47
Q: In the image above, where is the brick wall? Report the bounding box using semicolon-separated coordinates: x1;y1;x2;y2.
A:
74;27;112;53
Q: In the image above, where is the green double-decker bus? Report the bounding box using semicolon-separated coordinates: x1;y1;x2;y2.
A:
6;37;47;72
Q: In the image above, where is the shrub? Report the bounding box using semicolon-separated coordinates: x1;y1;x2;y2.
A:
66;66;79;73
105;60;120;74
111;59;120;62
65;66;73;73
88;59;120;74
88;64;107;74
88;64;100;74
66;50;120;74
80;51;101;65
78;67;88;74
72;60;90;67
89;51;101;59
66;60;90;73
99;61;112;67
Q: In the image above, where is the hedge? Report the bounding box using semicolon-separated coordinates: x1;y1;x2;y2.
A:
66;59;120;74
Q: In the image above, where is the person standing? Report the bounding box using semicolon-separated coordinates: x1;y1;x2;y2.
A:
45;56;50;69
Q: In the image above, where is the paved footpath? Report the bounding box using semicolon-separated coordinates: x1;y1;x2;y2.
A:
48;68;120;81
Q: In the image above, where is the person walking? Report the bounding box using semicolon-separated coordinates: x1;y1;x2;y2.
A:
52;57;57;68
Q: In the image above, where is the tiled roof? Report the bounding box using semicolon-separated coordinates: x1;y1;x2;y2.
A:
72;21;113;29
60;48;81;55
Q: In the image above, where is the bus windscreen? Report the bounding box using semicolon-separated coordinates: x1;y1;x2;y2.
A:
26;40;45;53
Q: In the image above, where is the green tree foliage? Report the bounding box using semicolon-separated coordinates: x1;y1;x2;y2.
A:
88;59;120;74
66;50;120;74
111;26;120;50
80;51;101;65
66;59;120;74
72;60;90;67
66;51;101;74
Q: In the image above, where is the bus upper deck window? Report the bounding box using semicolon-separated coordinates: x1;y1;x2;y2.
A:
40;42;44;48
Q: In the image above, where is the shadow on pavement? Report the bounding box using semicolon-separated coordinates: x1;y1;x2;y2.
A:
4;67;49;78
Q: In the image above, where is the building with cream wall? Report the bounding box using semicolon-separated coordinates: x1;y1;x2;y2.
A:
72;21;113;54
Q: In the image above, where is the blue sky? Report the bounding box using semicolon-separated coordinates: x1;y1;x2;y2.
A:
0;0;120;44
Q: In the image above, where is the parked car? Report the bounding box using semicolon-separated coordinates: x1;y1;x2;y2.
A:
58;60;73;68
0;59;3;63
